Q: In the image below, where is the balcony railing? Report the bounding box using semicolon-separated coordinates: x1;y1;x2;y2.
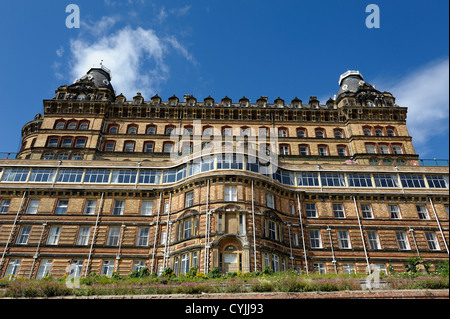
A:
2;151;449;167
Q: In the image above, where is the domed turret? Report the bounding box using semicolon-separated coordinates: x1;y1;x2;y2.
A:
337;70;365;97
84;64;114;92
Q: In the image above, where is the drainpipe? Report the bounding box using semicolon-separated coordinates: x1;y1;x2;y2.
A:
409;228;420;257
296;193;309;275
204;180;211;274
151;192;163;274
326;226;337;274
163;193;172;270
251;181;257;272
0;191;27;271
115;224;126;272
287;223;294;269
85;192;104;277
429;198;449;255
29;222;47;279
353;196;371;275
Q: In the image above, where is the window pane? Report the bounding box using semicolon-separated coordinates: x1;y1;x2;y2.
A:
321;173;346;187
297;173;319;186
56;169;83;183
374;174;399;188
84;169;111;183
55;199;69;215
400;175;426;188
426;175;449;189
111;170;137;184
138;170;161;184
1;168;30;182
348;174;372;187
29;169;57;183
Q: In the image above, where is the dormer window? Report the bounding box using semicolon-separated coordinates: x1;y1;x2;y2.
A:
223;103;230;107
77;94;86;101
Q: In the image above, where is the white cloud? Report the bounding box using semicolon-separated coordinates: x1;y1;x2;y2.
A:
56;46;64;58
69;26;169;99
385;58;449;152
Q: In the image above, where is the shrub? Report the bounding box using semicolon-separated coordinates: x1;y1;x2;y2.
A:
262;266;273;276
435;260;449;277
207;267;221;279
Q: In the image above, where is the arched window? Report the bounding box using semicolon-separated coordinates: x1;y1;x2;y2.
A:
298;144;310;156
386;126;396;137
79;121;89;130
108;125;119;134
297;128;307;138
61;137;74;148
74;137;87;149
362;126;373;136
334;129;344;139
146;125;157;135
315;128;325;138
47;137;60;148
123;141;135;152
54;121;66;130
278;127;288;138
143;141;155;153
67;121;78;130
104;141;116;152
165;125;176;136
375;127;384;137
318;144;329;156
127;124;138;135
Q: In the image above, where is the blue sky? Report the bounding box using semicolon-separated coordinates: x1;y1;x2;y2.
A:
0;0;448;159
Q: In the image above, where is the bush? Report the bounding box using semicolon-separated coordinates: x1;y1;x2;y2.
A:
207;267;221;279
435;260;449;277
262;266;273;276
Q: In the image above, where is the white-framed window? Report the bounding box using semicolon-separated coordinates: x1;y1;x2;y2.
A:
185;191;194;208
272;255;280;272
313;263;326;274
389;204;401;219
137;227;150;246
305;203;317;218
106;227;121;246
392;145;403;154
4;259;21;277
374;174;399;188
101;260;115;277
264;253;270;267
77;227;91;246
36;259;53;279
309;230;322;248
299;145;309;156
268;220;277;240
84;200;97;215
47;226;61;245
367;231;381;250
224;186;237;202
84;169;110;183
16;226;32;244
321;173;346;187
69;260;84;277
378;145;390;154
293;233;299;246
318;146;328;156
297;173;319;186
141;200;153;216
337;146;347;156
425;232;440;250
184;219;192;239
132;261;146;273
278;129;288;138
338;230;351;249
180;253;190;274
343;263;356;274
0;199;11;213
113;200;125;216
111;170;137;184
426;175;449;189
360;204;373;219
279;145;290;155
416;205;430;220
124;142;135;152
365;144;376;154
26;199;40;214
56;169;83;183
29;169;57;183
266;193;275;209
55;199;69;215
395;231;411;250
348;174;372;187
218;214;223;233
400;175;426;188
333;203;345;218
239;214;245;234
160;230;166;244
